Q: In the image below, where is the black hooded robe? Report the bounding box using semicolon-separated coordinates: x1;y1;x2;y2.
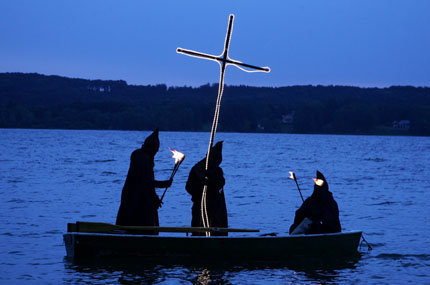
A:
185;142;228;236
289;171;341;235
116;130;165;234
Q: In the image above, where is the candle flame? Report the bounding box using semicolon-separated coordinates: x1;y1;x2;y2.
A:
169;148;185;164
289;171;295;180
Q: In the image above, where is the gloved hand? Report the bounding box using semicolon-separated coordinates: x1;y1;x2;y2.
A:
156;198;164;209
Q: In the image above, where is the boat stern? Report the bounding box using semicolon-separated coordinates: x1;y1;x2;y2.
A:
63;233;75;258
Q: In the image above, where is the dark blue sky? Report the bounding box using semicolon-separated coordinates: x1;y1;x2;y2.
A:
1;1;429;87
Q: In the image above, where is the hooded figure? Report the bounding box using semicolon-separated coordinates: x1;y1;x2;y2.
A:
185;141;228;236
116;129;172;233
289;170;341;235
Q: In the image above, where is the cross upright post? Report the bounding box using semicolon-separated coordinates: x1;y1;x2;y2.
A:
177;14;270;236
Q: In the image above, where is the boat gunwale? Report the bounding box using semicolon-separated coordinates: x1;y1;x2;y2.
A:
64;230;363;239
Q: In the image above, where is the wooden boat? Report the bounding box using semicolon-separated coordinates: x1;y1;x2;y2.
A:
64;222;362;261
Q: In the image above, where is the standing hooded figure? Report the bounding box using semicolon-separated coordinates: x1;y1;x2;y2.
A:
289;170;341;235
185;141;228;236
116;129;172;232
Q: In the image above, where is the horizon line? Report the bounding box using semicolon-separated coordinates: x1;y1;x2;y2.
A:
1;71;429;89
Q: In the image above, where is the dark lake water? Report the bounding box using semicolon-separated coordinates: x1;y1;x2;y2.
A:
0;128;429;284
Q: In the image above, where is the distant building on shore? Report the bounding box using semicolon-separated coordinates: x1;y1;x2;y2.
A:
392;120;410;130
88;86;111;93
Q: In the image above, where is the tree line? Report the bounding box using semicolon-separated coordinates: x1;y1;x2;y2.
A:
0;72;429;136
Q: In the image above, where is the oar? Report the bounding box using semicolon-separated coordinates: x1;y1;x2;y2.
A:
289;171;304;202
71;222;260;234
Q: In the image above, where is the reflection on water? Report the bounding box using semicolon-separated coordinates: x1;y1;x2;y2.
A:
64;254;361;284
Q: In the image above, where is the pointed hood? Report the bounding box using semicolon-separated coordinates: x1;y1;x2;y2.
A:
312;170;329;194
209;141;223;167
198;141;223;168
141;129;159;157
316;170;327;182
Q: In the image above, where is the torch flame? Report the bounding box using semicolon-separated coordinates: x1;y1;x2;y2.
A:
169;148;185;164
288;171;295;180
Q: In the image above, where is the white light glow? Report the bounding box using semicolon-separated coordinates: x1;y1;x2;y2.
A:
169;148;185;164
289;171;295;180
313;178;325;186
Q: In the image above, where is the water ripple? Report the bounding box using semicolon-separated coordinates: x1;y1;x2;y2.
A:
0;129;429;284
375;253;430;261
363;158;387;162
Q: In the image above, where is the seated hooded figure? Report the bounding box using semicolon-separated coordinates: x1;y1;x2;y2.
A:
116;129;172;232
185;141;228;236
289;170;341;235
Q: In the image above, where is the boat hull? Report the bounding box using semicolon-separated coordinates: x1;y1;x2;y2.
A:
64;231;362;261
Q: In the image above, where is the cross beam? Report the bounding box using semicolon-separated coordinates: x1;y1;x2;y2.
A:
176;48;270;73
177;15;270;74
177;14;270;236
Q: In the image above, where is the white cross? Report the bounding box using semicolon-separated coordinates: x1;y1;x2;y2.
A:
177;14;270;234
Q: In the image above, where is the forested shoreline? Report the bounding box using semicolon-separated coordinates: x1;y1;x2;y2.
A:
0;72;429;136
